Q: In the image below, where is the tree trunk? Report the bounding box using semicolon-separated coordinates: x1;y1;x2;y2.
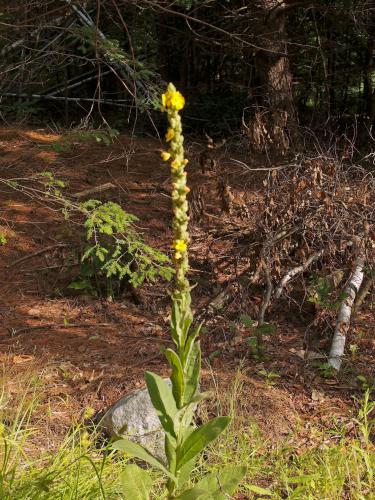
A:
247;1;297;154
363;18;375;123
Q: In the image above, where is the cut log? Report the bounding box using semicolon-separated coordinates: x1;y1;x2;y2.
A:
328;254;365;371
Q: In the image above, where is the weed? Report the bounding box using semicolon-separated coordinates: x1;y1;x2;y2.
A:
239;314;275;360
308;274;348;311
357;374;375;392
318;362;337;379
258;369;280;386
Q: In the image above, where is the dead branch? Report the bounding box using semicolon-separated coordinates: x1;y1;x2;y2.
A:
259;259;273;325
0;93;131;108
275;249;324;298
229;158;290;171
10;322;112;335
72;182;116;199
7;244;69;268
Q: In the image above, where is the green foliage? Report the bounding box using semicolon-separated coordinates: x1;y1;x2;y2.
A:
357;374;375;392
0;232;7;245
175;466;247;499
308;275;348;311
120;464;153;500
258;369;280;386
69;27;162;109
70;200;173;297
2;99;42;120
240;315;275;360
0;378;126;499
318;362;337;379
40;171;67;198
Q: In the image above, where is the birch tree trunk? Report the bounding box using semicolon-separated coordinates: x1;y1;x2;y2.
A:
328;255;365;371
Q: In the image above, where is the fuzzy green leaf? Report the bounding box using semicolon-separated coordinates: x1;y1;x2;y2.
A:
240;314;254;328
120;464;152;500
174;394;206;434
171;301;182;346
145;372;177;436
177;417;230;469
165;349;185;409
183;341;201;404
176;456;196;490
246;484;272;496
112;439;176;480
182;323;201;366
165;432;177;471
176;466;247;500
175;488;207;500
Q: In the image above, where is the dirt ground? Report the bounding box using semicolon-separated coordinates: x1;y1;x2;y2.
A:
0;127;374;450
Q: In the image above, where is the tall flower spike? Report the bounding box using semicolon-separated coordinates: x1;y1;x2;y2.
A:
161;82;190;294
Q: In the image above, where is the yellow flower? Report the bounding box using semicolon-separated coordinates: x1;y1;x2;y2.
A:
162;89;185;111
171;159;182;169
165;128;175;142
174;239;187;252
161;150;171;161
174;251;182;260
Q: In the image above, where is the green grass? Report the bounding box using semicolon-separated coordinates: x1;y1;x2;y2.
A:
0;366;373;499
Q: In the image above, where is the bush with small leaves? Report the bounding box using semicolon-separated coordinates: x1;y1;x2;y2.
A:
69;200;174;298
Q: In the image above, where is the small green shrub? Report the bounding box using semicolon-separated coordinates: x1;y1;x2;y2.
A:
69;200;173;298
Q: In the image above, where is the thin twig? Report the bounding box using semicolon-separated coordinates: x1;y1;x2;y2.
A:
10;322;112;335
7;244;69;268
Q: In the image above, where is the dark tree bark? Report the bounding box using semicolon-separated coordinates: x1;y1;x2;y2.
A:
363;15;375;123
246;1;298;153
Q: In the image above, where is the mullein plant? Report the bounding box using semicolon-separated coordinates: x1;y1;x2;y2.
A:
114;84;246;499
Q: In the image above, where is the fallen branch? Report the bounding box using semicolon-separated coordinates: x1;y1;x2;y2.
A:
7;244;69;268
10;322;112;336
72;182;116;199
275;250;324;298
328;254;365;371
229;158;290;171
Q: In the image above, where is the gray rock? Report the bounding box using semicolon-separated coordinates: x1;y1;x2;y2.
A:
99;381;170;460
